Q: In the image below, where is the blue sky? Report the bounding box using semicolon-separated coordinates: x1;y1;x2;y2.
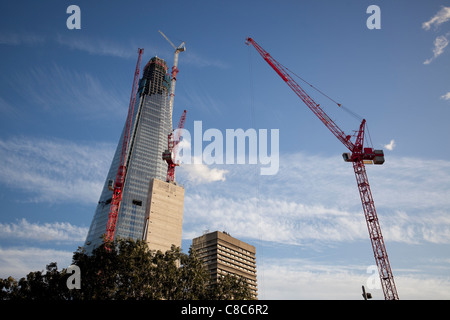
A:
1;0;450;299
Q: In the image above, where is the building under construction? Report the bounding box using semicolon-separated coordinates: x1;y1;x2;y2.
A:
84;54;185;253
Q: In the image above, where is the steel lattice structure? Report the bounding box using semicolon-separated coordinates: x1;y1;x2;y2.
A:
105;48;144;243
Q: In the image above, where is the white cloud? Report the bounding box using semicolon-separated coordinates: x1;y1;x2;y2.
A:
0;136;114;204
372;157;450;210
175;137;228;184
422;6;450;30
424;34;449;64
182;194;366;245
440;92;450;100
422;7;450;64
0;247;73;280
259;258;450;299
179;158;228;184
183;194;450;247
0;219;88;242
259;259;370;299
180;152;450;246
384;139;396;151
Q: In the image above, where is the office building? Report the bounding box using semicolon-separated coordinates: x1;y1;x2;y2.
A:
192;231;258;298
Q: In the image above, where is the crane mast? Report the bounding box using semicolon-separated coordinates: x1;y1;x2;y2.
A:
159;30;186;126
246;37;398;300
105;48;144;243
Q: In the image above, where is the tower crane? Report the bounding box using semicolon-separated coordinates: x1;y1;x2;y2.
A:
163;109;187;183
105;48;144;243
159;30;186;124
246;37;399;300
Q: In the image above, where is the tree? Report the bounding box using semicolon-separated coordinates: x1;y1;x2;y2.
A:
0;262;70;300
208;274;254;300
1;238;253;300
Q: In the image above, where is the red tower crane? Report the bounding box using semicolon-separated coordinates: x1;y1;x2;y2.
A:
163;109;187;183
246;37;399;300
105;48;144;243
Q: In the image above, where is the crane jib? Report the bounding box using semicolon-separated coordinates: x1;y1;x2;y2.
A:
265;57;289;82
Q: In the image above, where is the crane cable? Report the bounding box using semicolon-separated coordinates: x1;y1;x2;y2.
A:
282;64;363;122
247;45;265;299
281;63;376;149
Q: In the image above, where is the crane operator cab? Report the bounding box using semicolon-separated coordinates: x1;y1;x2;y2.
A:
342;148;385;165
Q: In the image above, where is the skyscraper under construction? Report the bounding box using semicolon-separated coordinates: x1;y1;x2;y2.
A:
84;56;184;252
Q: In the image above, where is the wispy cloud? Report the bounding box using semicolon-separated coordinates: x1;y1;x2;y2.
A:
182;194;366;245
180;81;225;116
55;34;137;59
0;32;45;46
1;31;143;59
9;64;128;118
179;152;450;246
183;50;229;69
0;136;114;204
422;6;450;30
424;34;449;64
422;7;450;64
2;31;228;76
0;219;88;243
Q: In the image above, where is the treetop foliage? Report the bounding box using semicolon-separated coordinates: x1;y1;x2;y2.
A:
0;238;253;300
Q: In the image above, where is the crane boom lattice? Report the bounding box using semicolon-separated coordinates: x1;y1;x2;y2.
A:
105;48;144;243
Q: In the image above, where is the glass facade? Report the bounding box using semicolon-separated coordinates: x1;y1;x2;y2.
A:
84;57;172;252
